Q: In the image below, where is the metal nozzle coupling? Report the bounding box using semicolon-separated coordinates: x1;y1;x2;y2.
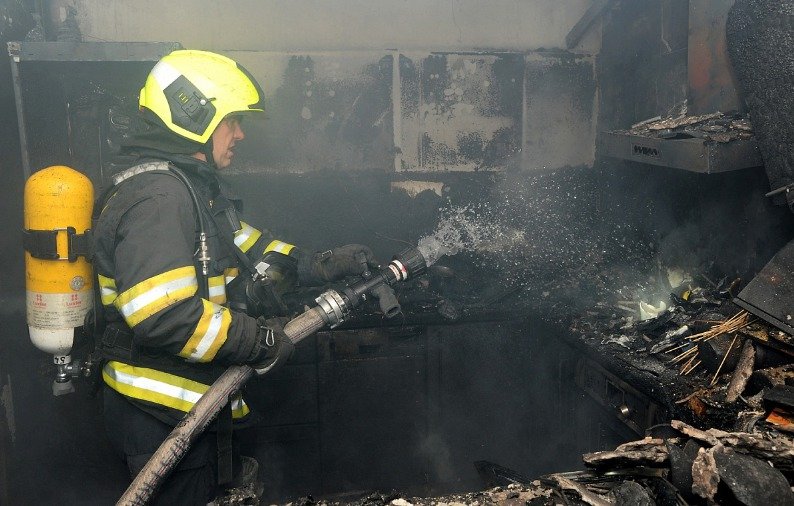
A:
389;247;428;281
315;290;349;328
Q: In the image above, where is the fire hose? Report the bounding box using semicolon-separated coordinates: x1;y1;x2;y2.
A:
117;247;428;505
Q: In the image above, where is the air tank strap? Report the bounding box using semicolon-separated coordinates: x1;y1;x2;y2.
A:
22;226;93;261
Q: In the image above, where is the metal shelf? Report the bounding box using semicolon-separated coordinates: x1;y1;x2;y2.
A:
598;130;763;174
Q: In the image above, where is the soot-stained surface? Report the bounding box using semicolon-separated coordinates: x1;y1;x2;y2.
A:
227;161;793;328
727;0;794;199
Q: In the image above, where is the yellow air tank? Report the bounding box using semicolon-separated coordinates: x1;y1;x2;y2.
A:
23;165;94;389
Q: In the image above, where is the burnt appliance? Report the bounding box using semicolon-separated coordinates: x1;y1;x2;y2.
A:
598;0;762;174
735;238;794;336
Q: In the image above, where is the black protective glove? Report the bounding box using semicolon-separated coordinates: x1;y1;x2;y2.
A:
297;244;379;285
246;317;295;376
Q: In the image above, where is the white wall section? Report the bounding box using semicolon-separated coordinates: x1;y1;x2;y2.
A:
66;0;595;52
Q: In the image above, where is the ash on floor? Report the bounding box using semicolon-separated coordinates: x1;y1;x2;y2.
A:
281;484;552;506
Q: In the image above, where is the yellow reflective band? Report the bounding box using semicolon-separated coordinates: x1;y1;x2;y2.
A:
224;267;239;285
233;222;262;253
265;239;295;256
103;361;249;418
207;275;227;304
224;268;239;284
114;266;198;327
178;300;231;363
97;274;118;305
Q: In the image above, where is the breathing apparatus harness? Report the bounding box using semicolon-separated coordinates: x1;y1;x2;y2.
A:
94;158;273;487
97;158;272;304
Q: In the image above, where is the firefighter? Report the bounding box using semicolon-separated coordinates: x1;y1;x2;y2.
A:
93;50;378;504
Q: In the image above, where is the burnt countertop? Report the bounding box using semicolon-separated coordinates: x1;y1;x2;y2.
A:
565;296;794;433
285;267;793;436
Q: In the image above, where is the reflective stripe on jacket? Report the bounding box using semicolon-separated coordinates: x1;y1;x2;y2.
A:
93;158;296;424
102;361;249;419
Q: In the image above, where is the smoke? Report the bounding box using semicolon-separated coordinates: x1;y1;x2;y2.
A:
417;433;456;483
416;164;794;319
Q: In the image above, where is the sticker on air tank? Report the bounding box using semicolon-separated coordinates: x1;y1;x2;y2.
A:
25;291;92;328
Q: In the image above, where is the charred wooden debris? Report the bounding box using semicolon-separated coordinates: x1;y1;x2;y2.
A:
557;266;794;504
620;110;754;145
570;270;794;428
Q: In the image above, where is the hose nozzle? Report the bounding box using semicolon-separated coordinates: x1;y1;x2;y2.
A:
389;247;428;281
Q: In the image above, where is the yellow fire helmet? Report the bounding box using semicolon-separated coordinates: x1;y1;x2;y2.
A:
139;49;265;144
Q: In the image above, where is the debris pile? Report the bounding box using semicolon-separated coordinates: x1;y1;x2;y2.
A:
620;111;754;144
570;265;794;428
280;417;794;505
285;485;552;506
282;420;794;505
565;420;794;505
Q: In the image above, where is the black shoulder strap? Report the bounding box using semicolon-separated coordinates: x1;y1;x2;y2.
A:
200;199;260;283
97;161;213;298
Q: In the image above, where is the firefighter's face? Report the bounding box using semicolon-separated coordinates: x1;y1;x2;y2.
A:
211;116;245;169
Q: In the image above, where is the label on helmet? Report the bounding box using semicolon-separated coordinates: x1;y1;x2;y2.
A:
26;291;92;329
164;75;215;135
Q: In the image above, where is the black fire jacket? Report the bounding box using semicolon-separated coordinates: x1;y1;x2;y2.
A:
93;152;297;425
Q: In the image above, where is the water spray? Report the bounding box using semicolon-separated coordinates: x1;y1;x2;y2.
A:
414;204;527;267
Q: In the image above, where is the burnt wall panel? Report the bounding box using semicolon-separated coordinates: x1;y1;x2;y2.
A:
523;52;595;170
662;0;691;54
398;53;523;172
598;0;689;131
657;50;689;117
232;51;394;173
9;47;597;190
16;63;70;170
11;58;166;186
688;0;743;115
0;4;33;503
660;0;691;119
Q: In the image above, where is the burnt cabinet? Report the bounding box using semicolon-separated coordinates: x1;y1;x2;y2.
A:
245;318;608;501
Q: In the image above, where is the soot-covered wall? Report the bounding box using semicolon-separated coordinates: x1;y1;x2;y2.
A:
1;2;33;504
